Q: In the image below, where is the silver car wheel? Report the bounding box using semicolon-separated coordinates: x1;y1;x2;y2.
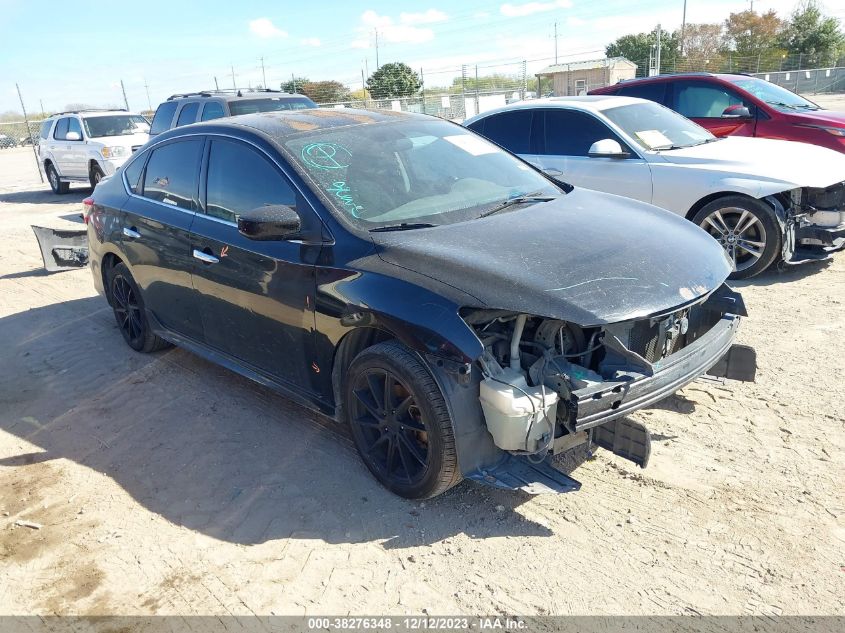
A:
700;207;767;273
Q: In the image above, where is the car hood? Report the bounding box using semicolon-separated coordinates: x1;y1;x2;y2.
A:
787;108;845;127
373;188;732;326
653;136;845;190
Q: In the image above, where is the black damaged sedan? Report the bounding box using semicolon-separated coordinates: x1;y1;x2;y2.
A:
86;109;755;499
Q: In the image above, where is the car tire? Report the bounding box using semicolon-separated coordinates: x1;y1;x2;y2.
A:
107;262;171;353
46;163;70;194
345;340;462;499
692;196;781;279
89;164;105;188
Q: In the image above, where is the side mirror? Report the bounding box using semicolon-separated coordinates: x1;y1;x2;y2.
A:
237;205;301;241
588;139;629;158
65;131;81;141
721;105;752;119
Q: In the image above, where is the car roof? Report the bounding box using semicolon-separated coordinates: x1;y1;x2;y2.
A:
166;90;309;102
48;109;136;119
466;95;645;122
614;72;753;85
154;108;428;143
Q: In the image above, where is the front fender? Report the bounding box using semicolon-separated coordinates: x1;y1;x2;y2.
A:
315;266;484;364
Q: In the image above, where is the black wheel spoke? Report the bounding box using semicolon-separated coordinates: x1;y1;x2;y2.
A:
398;432;427;466
366;373;385;412
352;415;383;429
396;440;413;482
385;436;397;475
367;432;390;456
353;388;382;421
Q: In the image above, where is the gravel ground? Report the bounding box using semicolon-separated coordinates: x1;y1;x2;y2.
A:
0;146;843;616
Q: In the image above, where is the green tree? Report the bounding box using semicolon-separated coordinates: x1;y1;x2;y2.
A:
678;23;725;72
723;9;784;58
366;63;421;99
779;1;844;66
281;76;310;93
605;29;678;74
299;80;351;104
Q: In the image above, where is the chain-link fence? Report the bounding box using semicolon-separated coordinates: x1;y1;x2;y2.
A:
631;51;845;80
0;120;42;149
750;66;845;95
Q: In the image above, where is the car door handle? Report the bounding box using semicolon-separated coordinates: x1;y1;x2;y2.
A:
122;227;141;239
192;249;219;264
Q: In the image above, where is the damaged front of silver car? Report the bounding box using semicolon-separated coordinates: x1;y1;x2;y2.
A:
374;188;757;494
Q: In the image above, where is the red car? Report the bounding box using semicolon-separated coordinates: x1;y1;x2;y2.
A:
589;72;845;153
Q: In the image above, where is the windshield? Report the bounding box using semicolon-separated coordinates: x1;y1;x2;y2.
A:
727;77;820;111
603;101;715;150
229;97;317;116
83;115;149;138
284;119;561;228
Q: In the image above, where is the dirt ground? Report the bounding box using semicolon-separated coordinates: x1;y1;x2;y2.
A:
0;146;843;617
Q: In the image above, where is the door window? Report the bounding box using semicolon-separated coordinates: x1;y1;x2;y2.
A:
176;102;200;127
542;109;626;156
205;139;297;223
53;118;69;140
67;117;83;139
200;102;225;121
39;120;52;139
141;139;203;210
475;110;533;154
617;81;668;105
149;101;178;135
674;82;747;118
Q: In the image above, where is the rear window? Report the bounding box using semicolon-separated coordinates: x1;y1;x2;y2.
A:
39;120;52;139
150;101;178;135
617;82;667;104
228;97;317;116
176;102;200;127
474;110;533;154
201;102;225;121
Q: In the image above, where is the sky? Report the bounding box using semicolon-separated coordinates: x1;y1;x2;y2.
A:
1;0;842;115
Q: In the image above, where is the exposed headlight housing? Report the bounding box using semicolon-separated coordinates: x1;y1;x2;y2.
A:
101;146;127;158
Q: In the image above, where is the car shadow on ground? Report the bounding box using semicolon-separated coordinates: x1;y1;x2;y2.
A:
0;188;91;205
732;258;833;288
0;297;565;549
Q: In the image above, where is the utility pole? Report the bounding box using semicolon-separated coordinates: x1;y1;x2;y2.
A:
374;29;380;69
231;65;236;90
120;79;130;110
655;24;662;75
39;99;45;117
260;57;267;88
291;73;297;93
554;21;558;64
143;79;152;111
680;0;687;57
214;76;220;90
420;67;426;114
16;83;43;182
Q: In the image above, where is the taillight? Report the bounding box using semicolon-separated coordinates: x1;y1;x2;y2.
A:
82;197;94;224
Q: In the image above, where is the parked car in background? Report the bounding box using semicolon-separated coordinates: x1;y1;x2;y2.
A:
465;96;845;278
37;109;150;193
0;133;18;148
589;73;845;154
148;88;317;138
86;108;754;499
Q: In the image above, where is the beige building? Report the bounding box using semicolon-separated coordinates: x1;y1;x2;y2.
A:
535;57;637;96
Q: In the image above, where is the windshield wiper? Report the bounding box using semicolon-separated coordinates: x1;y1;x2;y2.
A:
479;194;556;219
369;222;439;232
765;100;817;110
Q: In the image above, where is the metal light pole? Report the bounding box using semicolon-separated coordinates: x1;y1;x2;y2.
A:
655;24;662;75
680;0;687;56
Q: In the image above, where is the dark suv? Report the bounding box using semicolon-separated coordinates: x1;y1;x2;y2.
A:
148;89;317;138
590;73;845;153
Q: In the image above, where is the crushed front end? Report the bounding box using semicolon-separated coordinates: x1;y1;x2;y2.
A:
772;182;845;265
461;283;755;483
